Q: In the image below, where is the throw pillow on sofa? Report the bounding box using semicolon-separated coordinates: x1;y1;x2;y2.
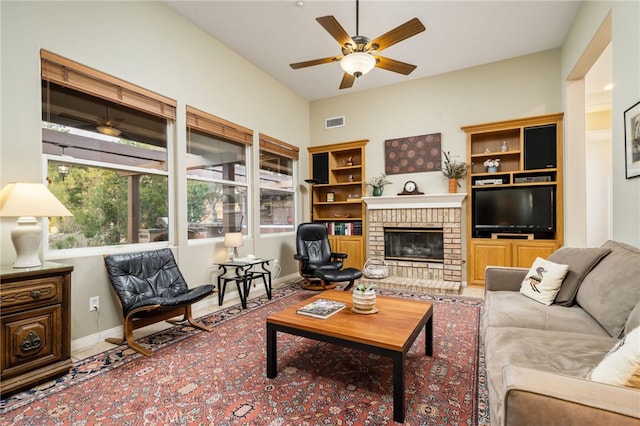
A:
590;326;640;388
549;246;612;306
520;257;569;305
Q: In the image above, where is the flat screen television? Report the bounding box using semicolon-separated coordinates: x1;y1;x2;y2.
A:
473;185;555;239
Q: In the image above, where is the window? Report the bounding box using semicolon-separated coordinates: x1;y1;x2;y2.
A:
186;106;252;239
259;133;298;234
41;50;175;250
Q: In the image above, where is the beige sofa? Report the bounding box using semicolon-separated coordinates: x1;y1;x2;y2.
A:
481;240;640;426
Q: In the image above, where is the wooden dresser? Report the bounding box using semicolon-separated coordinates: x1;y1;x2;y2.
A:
0;262;73;396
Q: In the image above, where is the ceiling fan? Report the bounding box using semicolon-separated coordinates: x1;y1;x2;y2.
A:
289;0;425;89
80;107;125;137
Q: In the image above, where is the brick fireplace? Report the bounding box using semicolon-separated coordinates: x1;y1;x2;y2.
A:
364;194;466;292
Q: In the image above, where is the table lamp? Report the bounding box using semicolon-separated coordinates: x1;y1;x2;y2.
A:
224;232;243;260
0;182;73;268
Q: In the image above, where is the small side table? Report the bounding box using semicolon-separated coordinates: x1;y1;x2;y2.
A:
215;259;272;308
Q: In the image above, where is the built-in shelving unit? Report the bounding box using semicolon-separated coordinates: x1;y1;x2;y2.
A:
462;113;564;286
308;140;368;269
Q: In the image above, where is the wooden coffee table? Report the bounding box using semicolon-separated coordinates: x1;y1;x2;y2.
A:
266;289;433;423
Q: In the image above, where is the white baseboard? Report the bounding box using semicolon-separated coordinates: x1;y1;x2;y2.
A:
71;272;300;353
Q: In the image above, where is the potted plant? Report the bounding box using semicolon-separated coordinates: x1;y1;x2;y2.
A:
442;151;469;193
483;159;501;173
352;283;377;313
366;173;391;196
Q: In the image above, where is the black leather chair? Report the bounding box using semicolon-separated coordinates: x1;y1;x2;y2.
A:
104;248;215;356
294;223;347;290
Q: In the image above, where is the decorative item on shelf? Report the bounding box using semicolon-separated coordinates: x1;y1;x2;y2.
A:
500;141;509;152
441;151;469;193
398;180;423;195
484;159;501;173
352;283;378;314
332;213;351;218
344;156;354;166
366;173;391;197
0;182;73;268
484;147;491;154
224;232;243;261
363;258;389;279
326;192;335;202
347;174;354;182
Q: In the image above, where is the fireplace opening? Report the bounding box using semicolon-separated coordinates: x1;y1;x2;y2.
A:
384;227;444;263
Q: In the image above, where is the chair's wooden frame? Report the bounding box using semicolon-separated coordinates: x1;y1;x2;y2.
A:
296;260;338;291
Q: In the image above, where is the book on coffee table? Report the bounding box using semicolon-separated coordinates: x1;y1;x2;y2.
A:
296;299;346;319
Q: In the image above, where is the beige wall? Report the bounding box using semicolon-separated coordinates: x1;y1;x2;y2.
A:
0;1;310;341
310;49;562;196
310;49;563;278
561;1;640;247
1;1;638;344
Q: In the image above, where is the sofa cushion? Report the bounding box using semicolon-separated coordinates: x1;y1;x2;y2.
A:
625;302;640;336
590;326;640;388
484;327;619;426
519;257;569;305
481;291;609;340
576;241;640;338
549;246;611;306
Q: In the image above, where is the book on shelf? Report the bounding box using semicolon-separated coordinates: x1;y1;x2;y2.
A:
296;299;347;319
322;221;362;236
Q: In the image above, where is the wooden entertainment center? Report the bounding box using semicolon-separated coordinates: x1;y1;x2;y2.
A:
462;113;564;286
307;140;368;269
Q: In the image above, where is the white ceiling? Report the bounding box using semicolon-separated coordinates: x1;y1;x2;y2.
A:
164;1;587;101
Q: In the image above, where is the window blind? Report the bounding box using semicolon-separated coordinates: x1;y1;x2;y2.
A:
41;50;176;120
259;133;299;160
186;106;253;146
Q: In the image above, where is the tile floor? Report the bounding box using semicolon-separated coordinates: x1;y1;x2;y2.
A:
71;282;485;362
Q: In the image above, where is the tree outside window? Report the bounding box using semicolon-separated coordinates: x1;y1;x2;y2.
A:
186;128;248;238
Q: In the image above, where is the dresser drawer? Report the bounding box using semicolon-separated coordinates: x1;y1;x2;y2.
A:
0;276;63;311
1;305;63;379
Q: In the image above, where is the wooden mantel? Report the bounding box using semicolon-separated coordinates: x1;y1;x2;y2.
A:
363;193;467;210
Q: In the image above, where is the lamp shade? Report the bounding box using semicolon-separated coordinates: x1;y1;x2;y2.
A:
0;182;72;268
224;232;243;248
340;52;376;78
0;182;72;218
224;232;243;261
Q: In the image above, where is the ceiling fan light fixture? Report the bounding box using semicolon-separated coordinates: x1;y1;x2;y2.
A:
96;125;122;137
340;52;376;78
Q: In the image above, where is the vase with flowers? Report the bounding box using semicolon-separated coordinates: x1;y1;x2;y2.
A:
484;159;501;173
441;151;469;193
366;173;391;196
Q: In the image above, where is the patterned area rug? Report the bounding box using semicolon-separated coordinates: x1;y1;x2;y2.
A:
1;284;485;425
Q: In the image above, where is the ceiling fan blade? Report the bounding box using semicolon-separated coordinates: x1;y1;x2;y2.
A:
290;56;341;69
368;18;425;52
104;118;124;127
374;56;417;75
316;16;353;47
339;73;356;90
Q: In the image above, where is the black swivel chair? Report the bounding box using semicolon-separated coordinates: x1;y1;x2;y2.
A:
294;222;347;290
104;248;215;356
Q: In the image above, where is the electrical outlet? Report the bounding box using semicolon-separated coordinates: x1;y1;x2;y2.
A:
89;296;99;311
